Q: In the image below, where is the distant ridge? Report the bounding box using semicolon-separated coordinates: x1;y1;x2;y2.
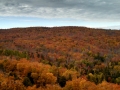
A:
0;26;117;31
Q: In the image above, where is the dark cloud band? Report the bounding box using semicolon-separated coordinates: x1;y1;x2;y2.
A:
0;0;120;21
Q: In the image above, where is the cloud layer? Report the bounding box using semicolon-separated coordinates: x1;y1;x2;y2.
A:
0;0;120;22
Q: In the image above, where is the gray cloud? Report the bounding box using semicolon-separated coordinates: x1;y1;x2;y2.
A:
0;0;120;21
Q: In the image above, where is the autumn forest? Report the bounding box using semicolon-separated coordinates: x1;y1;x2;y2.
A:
0;26;120;90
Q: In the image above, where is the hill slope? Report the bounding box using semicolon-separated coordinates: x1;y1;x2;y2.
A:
0;26;120;90
0;26;120;61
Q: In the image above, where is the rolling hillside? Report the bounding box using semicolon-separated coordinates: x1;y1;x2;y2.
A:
0;26;120;90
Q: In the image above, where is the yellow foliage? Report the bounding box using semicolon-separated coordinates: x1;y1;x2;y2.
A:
64;78;97;90
62;70;79;80
31;73;38;79
37;72;57;87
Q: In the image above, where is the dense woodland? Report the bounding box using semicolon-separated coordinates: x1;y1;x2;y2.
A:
0;26;120;90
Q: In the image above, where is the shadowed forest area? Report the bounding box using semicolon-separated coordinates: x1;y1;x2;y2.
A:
0;26;120;90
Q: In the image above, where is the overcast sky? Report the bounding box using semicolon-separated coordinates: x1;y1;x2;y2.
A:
0;0;120;29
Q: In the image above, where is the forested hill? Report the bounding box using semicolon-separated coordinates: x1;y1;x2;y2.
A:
0;26;120;90
0;26;120;61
